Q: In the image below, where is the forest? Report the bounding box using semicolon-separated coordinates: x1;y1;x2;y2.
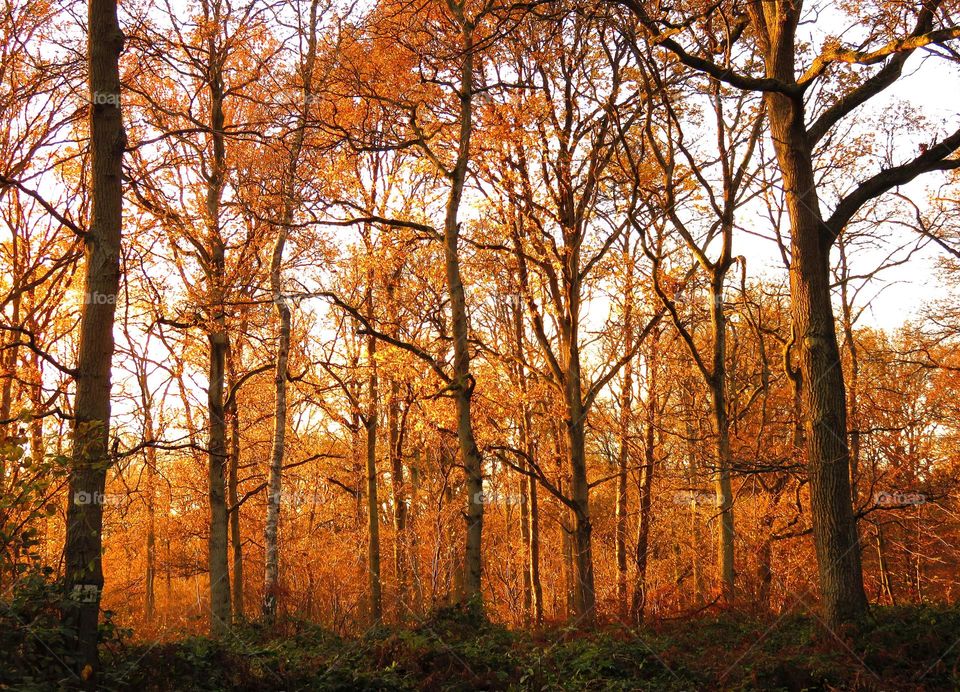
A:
2;0;960;689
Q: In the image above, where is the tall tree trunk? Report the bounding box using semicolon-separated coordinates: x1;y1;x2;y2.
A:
709;278;736;603
748;3;867;625
62;0;124;676
142;384;157;623
512;294;541;627
0;293;19;446
518;454;532;627
227;344;244;621
527;456;543;627
205;52;232;636
409;449;424;615
365;284;383;624
764;86;867;626
263;0;318;622
566;379;595;623
632;331;658;623
388;378;408;619
616;250;635;622
445;21;483;602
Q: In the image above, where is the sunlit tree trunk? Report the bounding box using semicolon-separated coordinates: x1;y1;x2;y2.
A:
263;0;319;623
444;17;483;602
632;330;658;623
388;376;408;618
226;342;244;621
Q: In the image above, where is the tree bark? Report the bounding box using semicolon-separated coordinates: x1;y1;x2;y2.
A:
616;252;635;622
632;330;658;623
227;343;244;621
262;0;318;622
205;45;232;636
764;89;868;626
444;18;483;602
62;0;124;677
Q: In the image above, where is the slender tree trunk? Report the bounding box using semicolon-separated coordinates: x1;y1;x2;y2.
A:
518;454;532;627
512;295;541;627
263;244;291;623
143;393;157;622
709;278;736;603
388;378;408;619
0;294;19;444
566;391;595;623
263;0;318;621
62;0;124;676
616;252;635;621
227;345;244;621
205;54;232;636
365;306;382;624
527;457;543;627
409;449;424;615
876;525;895;605
445;22;483;602
632;332;658;623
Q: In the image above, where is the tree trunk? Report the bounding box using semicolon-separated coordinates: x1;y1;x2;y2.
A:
567;389;595;624
205;52;232;636
365;304;383;624
263;288;289;621
388;378;408;619
527;457;543;627
709;279;736;603
616;259;634;622
263;0;318;622
445;23;483;602
143;390;157;623
62;0;124;677
764;86;868;626
632;333;657;623
227;346;244;621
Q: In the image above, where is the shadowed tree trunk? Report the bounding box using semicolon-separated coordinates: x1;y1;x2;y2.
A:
62;0;124;677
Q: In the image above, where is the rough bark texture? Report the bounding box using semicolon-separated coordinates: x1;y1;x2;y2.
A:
62;0;124;677
205;44;232;636
754;17;868;623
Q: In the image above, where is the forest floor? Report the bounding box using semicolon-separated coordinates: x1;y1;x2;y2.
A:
95;603;960;691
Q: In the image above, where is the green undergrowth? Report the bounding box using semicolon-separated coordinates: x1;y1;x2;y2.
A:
5;600;960;690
